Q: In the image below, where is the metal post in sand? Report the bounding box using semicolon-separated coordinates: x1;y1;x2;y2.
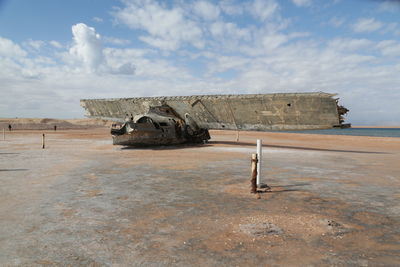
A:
42;134;45;149
251;153;258;193
2;128;5;141
256;139;262;186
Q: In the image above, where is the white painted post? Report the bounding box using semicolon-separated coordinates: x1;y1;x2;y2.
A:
256;139;262;186
2;128;5;141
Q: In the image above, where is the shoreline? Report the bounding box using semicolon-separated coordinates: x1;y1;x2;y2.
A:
352;126;400;128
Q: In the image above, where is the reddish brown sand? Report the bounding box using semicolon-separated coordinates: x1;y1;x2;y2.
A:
0;126;399;266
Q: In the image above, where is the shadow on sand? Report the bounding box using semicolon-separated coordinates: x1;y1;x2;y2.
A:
210;141;389;154
0;169;29;172
256;183;311;194
120;143;213;151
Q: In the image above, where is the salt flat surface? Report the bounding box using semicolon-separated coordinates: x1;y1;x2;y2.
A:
0;128;399;266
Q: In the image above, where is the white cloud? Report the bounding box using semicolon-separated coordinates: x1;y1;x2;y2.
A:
50;40;63;49
92;17;104;23
69;23;104;73
113;0;204;50
112;62;136;75
69;24;136;75
328;38;373;51
2;29;400;124
378;1;400;12
261;33;288;51
377;40;400;57
352;18;383;33
329;16;345;28
292;0;312;7
210;21;251;41
0;37;27;58
248;0;279;21
193;1;220;20
220;0;244;16
1;1;400;125
207;55;250;74
25;39;45;50
104;48;191;80
104;37;131;46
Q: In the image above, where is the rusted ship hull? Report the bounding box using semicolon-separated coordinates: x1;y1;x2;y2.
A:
81;93;349;131
112;132;186;146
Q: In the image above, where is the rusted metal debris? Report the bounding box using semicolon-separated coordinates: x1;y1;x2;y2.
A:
110;105;210;146
251;153;258;194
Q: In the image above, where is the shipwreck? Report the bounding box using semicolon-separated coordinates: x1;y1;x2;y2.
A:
80;92;349;146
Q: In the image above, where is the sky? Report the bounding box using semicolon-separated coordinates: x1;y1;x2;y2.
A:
0;0;399;125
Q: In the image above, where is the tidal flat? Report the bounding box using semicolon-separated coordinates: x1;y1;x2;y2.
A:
0;127;399;266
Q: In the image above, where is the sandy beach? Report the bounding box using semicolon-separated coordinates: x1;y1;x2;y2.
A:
0;126;399;266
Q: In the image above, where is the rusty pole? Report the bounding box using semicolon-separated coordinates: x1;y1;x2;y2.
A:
251;153;258;193
42;134;45;149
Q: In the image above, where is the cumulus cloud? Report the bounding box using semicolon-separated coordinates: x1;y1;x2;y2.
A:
0;37;27;58
25;40;45;50
292;0;312;7
193;1;220;20
112;63;136;75
50;40;63;49
352;18;383;33
328;38;373;51
69;23;104;72
210;22;251;41
113;0;204;50
207;55;250;74
104;37;131;46
220;0;244;16
260;33;289;51
66;23;136;75
377;40;400;57
249;0;279;21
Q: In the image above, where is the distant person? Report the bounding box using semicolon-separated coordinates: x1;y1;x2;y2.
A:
8;124;11;131
54;125;57;131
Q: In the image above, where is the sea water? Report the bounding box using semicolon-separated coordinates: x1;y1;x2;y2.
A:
279;128;400;138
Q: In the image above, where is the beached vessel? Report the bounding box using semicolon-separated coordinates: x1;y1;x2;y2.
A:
80;92;349;146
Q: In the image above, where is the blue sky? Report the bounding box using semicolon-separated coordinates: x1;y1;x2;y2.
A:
0;0;399;125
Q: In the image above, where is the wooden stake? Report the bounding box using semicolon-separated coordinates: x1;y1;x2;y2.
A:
2;128;4;141
42;134;45;149
236;130;240;142
251;153;258;193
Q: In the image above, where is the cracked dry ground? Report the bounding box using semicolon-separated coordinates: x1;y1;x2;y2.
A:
0;128;399;266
